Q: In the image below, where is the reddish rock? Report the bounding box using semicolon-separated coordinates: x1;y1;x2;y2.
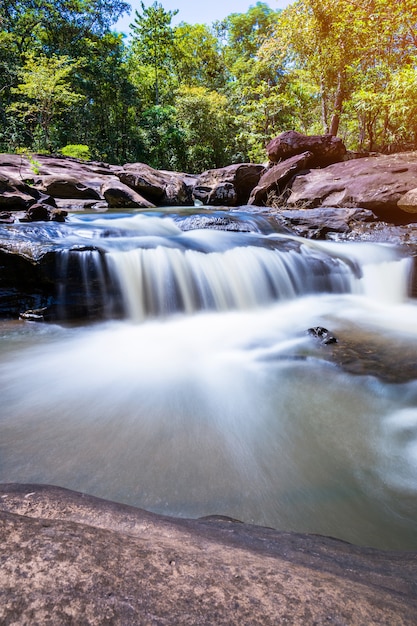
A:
248;152;313;206
267;130;346;166
119;163;194;206
194;163;265;206
287;152;417;221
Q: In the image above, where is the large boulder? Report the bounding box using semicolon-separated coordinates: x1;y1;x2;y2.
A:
287;152;417;221
101;179;156;208
34;174;101;199
248;152;313;206
0;173;55;210
0;484;416;625
193;163;265;206
267;130;347;166
119;163;194;206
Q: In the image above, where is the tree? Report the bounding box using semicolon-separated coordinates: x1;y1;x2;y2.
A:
130;1;178;106
9;52;84;150
175;86;237;172
172;23;226;91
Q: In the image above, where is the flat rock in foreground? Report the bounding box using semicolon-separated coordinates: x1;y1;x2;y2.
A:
0;484;416;625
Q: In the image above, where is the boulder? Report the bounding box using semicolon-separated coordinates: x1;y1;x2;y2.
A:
0;484;416;625
273;207;376;239
0;173;42;210
286;152;417;221
119;163;194;206
193;163;265;206
398;188;417;213
248;152;313;206
34;174;101;199
267;130;347;166
101;179;156;209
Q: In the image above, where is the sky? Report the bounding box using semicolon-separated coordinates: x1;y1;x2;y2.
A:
115;0;292;35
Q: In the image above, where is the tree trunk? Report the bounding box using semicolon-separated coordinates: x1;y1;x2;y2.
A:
329;71;345;136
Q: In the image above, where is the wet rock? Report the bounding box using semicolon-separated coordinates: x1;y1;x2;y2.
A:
248;152;314;206
101;178;156;208
287;152;417;221
194;163;265;206
19;306;47;321
273;207;376;239
22;203;51;221
267;130;347;167
0;211;13;223
0;483;416;625
307;326;338;344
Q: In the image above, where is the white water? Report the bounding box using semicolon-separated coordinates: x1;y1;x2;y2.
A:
1;211;417;549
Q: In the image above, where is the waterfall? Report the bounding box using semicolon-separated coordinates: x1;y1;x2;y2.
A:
105;243;358;321
54;211;412;322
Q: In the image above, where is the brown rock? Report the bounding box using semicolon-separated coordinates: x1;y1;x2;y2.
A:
34;174;101;199
248;152;313;206
194;163;265;206
0;173;39;210
287;152;417;221
101;178;156;208
119;163;194;206
0;484;416;625
275;207;376;239
398;188;417;213
267;130;347;166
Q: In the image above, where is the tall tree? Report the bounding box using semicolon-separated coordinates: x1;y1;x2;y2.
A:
130;1;178;106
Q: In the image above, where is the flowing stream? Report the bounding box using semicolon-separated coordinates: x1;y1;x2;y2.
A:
1;209;417;549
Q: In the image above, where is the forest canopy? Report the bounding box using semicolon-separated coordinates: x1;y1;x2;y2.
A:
1;0;416;171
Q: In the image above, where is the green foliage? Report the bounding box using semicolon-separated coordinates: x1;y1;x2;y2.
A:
130;1;178;106
2;0;417;166
60;144;91;160
8;52;84;151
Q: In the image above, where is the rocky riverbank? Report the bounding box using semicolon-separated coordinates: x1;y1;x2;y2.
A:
4;132;417;244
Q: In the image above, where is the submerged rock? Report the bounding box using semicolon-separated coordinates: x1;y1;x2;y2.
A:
0;484;416;625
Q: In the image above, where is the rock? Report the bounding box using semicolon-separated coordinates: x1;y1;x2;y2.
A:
398;188;417;213
266;130;347;166
22;203;51;222
287;152;417;222
101;179;156;208
248;152;313;206
307;326;338;344
193;163;265;206
274;207;376;239
0;211;13;223
34;174;101;199
0;173;40;210
119;163;194;206
0;484;416;625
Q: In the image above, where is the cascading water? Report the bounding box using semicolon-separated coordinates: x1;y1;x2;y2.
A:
1;209;417;550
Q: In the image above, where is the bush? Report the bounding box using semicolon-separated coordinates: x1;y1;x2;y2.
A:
60;144;91;160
